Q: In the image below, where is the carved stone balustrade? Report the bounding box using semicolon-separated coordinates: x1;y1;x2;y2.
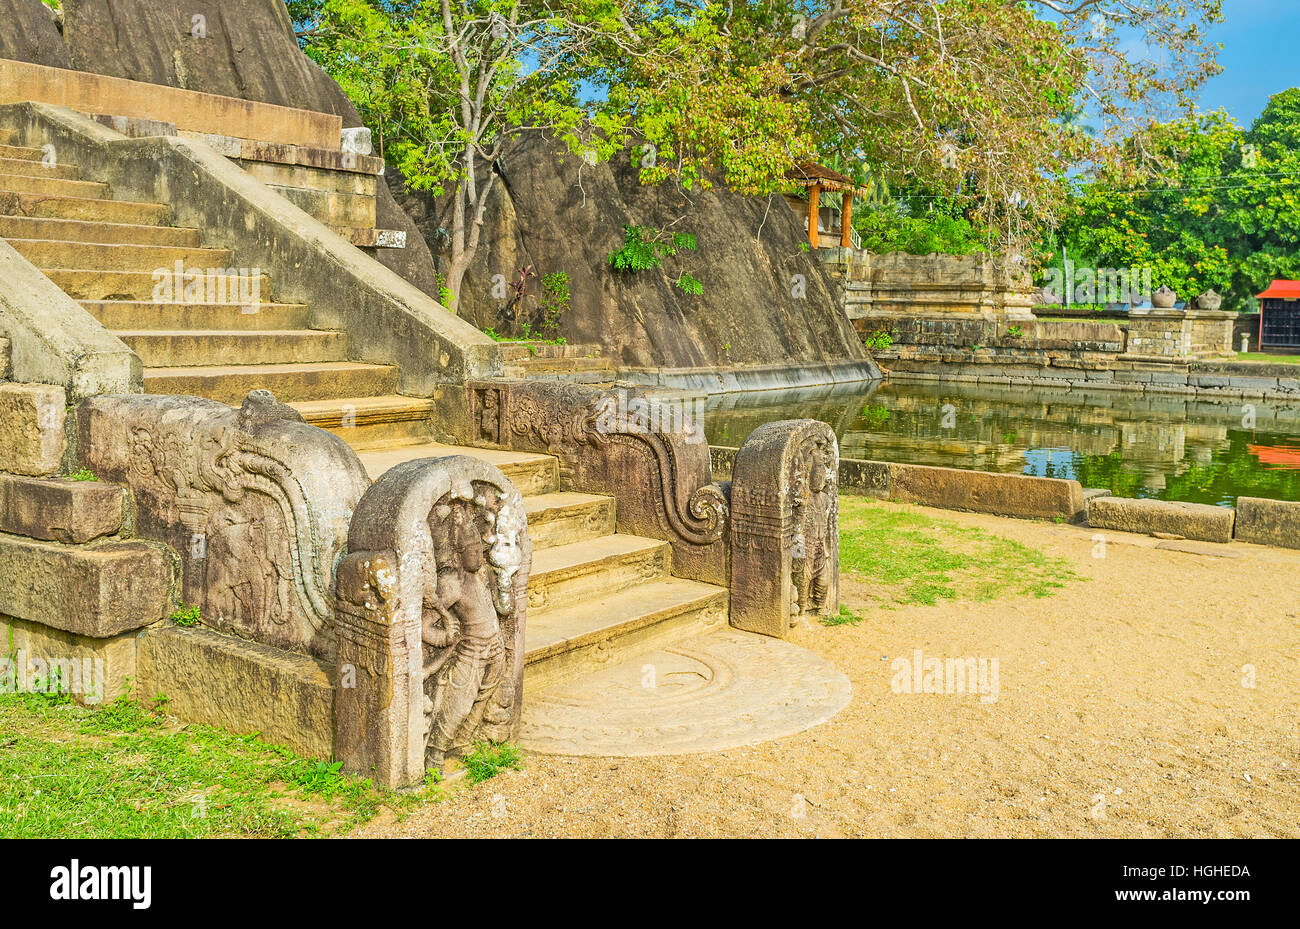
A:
335;455;530;789
730;420;840;638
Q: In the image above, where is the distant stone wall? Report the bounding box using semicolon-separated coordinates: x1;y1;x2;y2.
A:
828;250;1037;325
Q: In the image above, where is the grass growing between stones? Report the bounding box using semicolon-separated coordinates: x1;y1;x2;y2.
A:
461;741;524;784
0;692;444;838
838;497;1078;607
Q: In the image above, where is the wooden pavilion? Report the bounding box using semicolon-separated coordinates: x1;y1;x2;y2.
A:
787;162;871;249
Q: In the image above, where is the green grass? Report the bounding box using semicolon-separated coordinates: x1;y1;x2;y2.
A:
170;603;201;627
838;497;1077;607
67;468;97;482
819;605;863;627
0;692;443;837
461;741;523;784
1235;352;1300;364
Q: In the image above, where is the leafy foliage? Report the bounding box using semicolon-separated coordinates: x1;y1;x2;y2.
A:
1054;90;1300;308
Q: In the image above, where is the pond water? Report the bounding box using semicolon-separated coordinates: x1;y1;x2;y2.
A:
704;380;1300;507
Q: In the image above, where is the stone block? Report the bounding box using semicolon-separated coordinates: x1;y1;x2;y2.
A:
137;625;333;759
0;536;171;637
839;457;892;498
887;462;1085;521
1234;497;1300;550
0;613;138;705
1087;496;1234;543
0;383;65;475
0;475;125;543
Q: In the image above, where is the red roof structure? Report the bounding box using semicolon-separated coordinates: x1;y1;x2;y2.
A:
1256;280;1300;300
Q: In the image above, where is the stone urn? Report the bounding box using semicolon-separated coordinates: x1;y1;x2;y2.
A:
1152;285;1177;308
1194;289;1222;311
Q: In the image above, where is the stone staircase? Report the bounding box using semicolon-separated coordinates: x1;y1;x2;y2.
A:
0;123;728;695
499;341;616;383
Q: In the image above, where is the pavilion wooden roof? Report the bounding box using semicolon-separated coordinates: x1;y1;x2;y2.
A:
787;162;871;195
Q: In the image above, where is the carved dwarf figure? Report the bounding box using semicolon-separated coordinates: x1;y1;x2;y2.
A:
421;492;519;770
790;437;837;622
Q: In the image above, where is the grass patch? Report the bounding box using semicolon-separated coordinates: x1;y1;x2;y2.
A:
820;605;863;627
461;741;523;784
0;692;442;837
838;497;1077;607
1235;352;1300;365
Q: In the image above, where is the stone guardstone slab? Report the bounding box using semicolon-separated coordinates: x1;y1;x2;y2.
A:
520;628;851;757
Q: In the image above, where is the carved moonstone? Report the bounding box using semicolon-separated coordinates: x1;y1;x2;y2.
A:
729;420;839;638
335;455;530;789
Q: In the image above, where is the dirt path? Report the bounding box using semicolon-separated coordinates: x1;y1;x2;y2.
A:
354;503;1300;838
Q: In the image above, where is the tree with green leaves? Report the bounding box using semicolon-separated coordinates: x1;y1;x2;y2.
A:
290;0;1224;302
1054;89;1300;309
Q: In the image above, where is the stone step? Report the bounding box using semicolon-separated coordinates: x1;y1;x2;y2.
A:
9;238;232;272
0;143;46;162
508;357;615;375
528;534;671;614
0;155;79;180
81;299;311;331
118;329;347;367
292;395;437;448
142;360;398;405
0;215;200;247
43;269;271;301
0;172;107;199
524;491;616;550
523;577;729;692
0;193;171;225
351;441;559;495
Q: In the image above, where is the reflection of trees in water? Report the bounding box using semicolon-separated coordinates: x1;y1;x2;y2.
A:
704;381;1300;506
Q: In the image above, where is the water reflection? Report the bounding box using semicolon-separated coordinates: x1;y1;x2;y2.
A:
704;381;1300;506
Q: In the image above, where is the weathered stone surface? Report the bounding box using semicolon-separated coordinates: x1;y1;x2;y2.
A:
1234;497;1300;550
887;462;1086;521
0;0;70;69
730;420;839;639
839;457;892;498
1087;496;1234;543
521;628;851;756
0;235;139;399
78;390;370;657
0;383;65;476
0;536;170;637
0;475;124;543
336;455;531;788
397;131;874;373
137;624;333;759
462;380;730;585
1;0;442;301
0;614;138;706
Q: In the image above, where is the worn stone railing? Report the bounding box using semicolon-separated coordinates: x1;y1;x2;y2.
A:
454;379;731;585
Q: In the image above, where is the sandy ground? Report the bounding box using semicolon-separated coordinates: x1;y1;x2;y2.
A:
354;503;1300;838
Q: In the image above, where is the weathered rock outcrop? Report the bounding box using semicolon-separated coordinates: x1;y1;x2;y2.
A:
393;133;875;372
0;0;441;299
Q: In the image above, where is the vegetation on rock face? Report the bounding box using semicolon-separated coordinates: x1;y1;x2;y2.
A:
1050;89;1300;309
289;0;1224;297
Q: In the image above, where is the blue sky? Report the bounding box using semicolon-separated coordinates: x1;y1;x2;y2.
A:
1197;0;1300;125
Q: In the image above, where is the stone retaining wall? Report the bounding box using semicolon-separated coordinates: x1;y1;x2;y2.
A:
877;352;1300;399
710;444;1300;550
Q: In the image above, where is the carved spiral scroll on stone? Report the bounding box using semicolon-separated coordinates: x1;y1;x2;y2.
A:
470;380;729;584
335;455;531;790
729;420;839;639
